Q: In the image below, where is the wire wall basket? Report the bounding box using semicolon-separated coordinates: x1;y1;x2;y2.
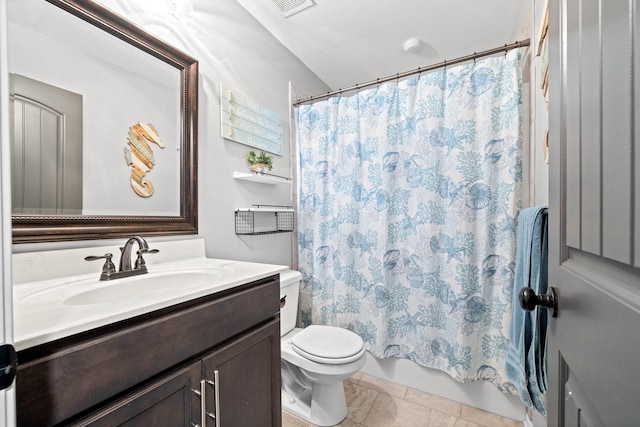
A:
235;206;294;235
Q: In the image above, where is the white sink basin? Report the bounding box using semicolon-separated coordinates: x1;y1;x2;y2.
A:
19;265;229;306
64;271;224;305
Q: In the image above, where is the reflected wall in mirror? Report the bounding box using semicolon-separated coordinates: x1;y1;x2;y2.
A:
7;0;198;243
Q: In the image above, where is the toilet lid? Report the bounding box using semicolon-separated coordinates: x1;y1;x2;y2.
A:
291;325;365;365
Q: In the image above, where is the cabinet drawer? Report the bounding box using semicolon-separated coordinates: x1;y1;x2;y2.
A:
16;275;279;426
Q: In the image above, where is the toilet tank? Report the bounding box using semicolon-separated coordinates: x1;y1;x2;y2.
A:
279;269;302;336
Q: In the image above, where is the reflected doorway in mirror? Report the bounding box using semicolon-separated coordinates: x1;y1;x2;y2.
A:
9;73;83;215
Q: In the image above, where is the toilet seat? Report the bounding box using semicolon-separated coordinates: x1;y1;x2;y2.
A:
291;325;365;364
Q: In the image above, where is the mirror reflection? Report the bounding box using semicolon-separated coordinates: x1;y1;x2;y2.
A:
8;0;181;216
7;0;198;242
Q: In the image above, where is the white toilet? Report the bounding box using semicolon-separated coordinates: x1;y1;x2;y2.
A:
279;269;366;426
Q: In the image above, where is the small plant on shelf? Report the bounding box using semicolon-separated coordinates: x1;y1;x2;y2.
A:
247;150;273;173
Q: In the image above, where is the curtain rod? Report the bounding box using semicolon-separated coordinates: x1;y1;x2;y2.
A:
293;39;531;106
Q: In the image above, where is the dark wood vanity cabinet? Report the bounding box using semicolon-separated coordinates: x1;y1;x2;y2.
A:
16;275;282;427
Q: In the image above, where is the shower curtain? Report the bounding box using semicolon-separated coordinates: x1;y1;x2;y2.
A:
295;50;523;390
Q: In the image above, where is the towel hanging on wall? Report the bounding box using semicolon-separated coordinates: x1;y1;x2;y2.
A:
505;206;549;415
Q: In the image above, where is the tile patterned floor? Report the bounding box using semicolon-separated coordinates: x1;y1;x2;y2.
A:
282;373;522;427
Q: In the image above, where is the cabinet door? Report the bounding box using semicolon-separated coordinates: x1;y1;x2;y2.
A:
72;362;202;427
202;319;281;427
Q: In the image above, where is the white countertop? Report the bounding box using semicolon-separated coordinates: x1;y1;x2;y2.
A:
13;257;287;351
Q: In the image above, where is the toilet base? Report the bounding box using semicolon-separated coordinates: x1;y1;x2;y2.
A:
281;381;348;427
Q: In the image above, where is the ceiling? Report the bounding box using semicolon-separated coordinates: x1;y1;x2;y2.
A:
234;0;532;91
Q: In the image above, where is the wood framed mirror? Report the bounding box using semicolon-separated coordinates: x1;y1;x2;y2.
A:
8;0;198;243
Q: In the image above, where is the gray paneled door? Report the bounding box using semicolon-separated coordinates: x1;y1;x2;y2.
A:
547;0;640;426
9;74;82;214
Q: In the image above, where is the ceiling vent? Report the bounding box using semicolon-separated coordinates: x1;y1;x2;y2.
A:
270;0;315;17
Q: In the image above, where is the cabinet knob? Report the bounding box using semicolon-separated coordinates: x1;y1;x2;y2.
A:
0;344;17;390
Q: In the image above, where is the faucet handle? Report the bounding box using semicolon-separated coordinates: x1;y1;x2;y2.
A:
138;248;159;255
85;253;117;279
134;248;159;270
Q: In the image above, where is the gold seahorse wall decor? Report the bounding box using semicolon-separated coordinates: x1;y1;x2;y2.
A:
124;122;165;198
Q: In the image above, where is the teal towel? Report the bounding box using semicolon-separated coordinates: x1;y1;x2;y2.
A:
505;206;548;415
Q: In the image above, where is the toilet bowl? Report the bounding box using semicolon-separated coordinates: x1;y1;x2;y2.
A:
279;270;366;426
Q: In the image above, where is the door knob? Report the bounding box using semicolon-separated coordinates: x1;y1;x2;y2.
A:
519;287;558;317
0;344;17;390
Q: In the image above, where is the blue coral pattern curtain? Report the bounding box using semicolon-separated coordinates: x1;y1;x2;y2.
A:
295;50;523;390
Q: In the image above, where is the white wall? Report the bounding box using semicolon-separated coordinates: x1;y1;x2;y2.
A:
0;0;17;423
529;0;551;207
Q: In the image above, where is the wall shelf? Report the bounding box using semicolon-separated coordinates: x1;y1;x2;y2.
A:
235;206;294;235
233;171;291;186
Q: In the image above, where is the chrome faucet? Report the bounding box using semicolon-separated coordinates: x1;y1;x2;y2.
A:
85;236;159;280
